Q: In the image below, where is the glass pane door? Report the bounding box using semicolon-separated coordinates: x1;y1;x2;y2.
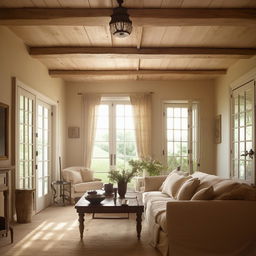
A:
165;102;199;173
115;104;137;169
231;81;255;184
91;100;137;182
91;104;111;177
36;101;51;212
17;89;35;189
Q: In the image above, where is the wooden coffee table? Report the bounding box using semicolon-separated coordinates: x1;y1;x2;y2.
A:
75;192;144;240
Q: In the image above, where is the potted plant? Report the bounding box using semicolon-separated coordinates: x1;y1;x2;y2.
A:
129;158;164;176
108;168;138;198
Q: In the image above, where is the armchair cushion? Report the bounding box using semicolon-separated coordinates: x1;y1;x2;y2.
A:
80;169;93;182
63;170;83;184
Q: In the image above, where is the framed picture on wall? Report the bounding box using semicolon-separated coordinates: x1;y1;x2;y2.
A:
0;102;9;160
215;114;222;144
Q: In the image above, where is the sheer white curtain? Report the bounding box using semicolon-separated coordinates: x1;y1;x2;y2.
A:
130;93;152;159
83;94;101;168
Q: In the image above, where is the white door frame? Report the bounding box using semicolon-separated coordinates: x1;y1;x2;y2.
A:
14;78;58;212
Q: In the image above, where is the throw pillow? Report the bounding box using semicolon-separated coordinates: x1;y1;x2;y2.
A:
176;177;200;200
159;167;188;191
162;172;191;198
215;184;256;201
213;180;239;199
191;186;214;200
80;169;93;182
69;170;83;184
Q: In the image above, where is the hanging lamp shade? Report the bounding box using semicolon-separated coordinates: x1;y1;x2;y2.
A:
109;0;132;38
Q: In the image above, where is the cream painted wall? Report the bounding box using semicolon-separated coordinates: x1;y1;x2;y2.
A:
0;26;66;216
214;57;256;178
65;79;216;174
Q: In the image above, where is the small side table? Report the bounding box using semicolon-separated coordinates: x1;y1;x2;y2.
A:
51;180;72;206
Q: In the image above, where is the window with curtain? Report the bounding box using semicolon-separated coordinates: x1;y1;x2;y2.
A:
91;97;138;182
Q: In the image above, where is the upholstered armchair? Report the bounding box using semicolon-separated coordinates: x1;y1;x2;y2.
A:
62;167;103;201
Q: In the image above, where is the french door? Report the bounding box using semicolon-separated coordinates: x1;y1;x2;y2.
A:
164;102;199;174
91;100;137;182
17;86;53;213
231;80;255;184
36;101;52;212
17;88;36;190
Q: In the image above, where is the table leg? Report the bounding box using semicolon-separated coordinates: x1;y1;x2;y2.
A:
78;213;85;239
136;211;142;240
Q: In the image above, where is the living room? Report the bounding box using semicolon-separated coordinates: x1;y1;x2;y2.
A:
0;1;256;256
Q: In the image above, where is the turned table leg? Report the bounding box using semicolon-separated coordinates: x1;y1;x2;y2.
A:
78;213;85;239
136;211;142;240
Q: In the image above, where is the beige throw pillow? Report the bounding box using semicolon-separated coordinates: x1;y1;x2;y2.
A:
216;184;256;201
69;171;83;184
162;172;191;198
213;180;239;199
191;186;214;200
176;177;200;200
80;169;93;182
159;167;188;191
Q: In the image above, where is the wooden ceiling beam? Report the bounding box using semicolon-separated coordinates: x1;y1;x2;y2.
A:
29;47;256;59
0;8;256;26
49;69;227;77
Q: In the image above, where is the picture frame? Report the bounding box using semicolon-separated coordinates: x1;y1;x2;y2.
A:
215;114;222;144
68;127;80;138
0;102;9;160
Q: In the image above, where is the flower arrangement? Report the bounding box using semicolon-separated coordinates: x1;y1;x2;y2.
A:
108;168;138;183
129;158;164;176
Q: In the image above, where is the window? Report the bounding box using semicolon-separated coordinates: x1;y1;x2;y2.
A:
91;98;137;182
164;102;199;173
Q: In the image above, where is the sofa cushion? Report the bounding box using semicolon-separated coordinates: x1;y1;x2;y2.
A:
144;175;168;192
73;181;103;193
160;168;189;191
80;169;94;182
162;172;191;199
143;191;169;206
213;180;239;198
192;171;223;192
191;186;214;200
215;184;256;201
176;177;200;200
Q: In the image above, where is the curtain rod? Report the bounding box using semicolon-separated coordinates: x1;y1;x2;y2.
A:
77;92;154;96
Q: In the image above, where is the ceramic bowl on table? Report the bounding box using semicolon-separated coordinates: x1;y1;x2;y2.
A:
85;194;105;205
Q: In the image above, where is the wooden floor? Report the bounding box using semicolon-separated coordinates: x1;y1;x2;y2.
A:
0;206;160;256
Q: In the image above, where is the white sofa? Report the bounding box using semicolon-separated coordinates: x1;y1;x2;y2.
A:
62;166;103;200
143;171;256;256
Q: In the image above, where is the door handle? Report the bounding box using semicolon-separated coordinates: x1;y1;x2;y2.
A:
110;154;113;165
240;151;248;157
248;149;254;159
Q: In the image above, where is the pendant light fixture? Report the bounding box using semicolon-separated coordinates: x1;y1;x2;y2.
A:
109;0;132;38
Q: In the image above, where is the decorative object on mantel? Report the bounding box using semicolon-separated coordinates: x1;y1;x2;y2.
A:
68;127;80;138
109;0;132;38
108;168;138;198
215;114;222;144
